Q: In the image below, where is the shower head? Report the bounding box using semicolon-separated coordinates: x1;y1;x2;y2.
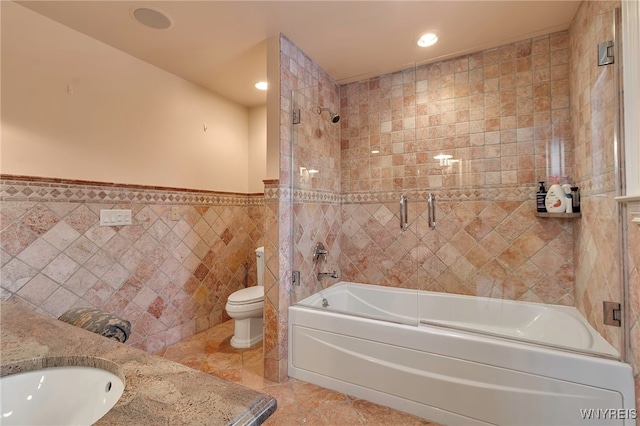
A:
317;106;340;123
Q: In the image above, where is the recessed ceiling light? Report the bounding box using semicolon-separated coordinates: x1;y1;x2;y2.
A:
255;82;268;91
417;32;439;47
371;150;380;154
132;7;173;30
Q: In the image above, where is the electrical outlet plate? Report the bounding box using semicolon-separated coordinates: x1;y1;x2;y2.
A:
171;207;180;221
100;209;132;226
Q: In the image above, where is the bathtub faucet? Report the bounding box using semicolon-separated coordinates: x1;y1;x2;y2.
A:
317;270;338;281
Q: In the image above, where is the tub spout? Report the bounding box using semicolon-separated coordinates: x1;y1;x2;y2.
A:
317;271;338;281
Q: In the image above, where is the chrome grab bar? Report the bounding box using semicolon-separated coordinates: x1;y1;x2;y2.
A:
400;195;409;230
428;193;436;229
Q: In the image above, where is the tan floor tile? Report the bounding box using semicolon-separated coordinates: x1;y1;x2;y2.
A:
211;367;243;383
259;383;298;411
204;339;224;353
242;369;273;390
243;349;265;373
201;351;243;374
351;399;431;425
302;401;363;425
291;380;348;412
162;339;206;359
262;407;304;425
164;353;204;370
162;320;441;426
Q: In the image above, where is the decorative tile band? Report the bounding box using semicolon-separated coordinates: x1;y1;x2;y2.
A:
264;185;283;201
293;189;341;204
342;184;536;204
577;173;616;197
271;180;610;205
0;176;264;206
268;185;537;204
265;180;615;204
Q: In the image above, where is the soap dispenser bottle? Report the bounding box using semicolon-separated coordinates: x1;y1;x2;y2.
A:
570;187;580;213
537;181;547;212
561;177;573;214
545;176;566;213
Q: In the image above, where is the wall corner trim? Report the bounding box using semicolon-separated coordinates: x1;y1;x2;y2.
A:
615;195;640;226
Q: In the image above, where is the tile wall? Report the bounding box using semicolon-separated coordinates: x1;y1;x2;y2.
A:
291;70;342;302
264;34;341;382
569;0;639;412
271;31;578;380
338;32;576;304
262;179;290;383
278;15;637;398
341;34;573;193
0;175;264;353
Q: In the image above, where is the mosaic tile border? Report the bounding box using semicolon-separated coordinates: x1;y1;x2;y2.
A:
270;185;536;205
0;175;264;206
293;189;341;204
342;184;536;204
264;188;289;202
578;173;616;197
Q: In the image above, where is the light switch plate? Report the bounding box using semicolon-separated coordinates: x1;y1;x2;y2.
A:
100;209;132;226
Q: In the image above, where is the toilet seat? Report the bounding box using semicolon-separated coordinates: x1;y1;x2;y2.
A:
227;286;264;305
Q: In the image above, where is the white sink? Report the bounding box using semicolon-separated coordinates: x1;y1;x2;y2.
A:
0;365;124;425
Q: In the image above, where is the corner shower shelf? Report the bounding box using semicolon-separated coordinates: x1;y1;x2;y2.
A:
535;212;582;218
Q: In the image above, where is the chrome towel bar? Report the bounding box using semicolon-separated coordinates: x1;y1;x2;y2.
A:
400;195;409;230
428;193;436;229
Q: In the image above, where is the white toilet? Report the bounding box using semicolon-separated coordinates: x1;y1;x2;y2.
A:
225;247;265;348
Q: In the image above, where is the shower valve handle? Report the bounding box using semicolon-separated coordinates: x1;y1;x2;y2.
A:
313;242;328;263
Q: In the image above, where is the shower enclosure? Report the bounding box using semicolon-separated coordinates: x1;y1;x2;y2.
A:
287;9;634;421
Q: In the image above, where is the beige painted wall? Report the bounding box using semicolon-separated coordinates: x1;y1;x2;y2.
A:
1;2;252;193
266;35;281;181
248;105;267;193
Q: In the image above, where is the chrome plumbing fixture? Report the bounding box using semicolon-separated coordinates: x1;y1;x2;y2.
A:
317;106;340;123
243;262;249;287
313;242;328;263
428;193;436;229
400;195;409;230
317;271;338;281
322;298;329;308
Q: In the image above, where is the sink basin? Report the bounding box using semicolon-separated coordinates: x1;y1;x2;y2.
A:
0;365;124;425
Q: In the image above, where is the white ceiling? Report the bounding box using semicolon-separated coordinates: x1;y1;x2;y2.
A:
17;1;581;108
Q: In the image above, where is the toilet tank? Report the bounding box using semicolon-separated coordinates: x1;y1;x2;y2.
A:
255;247;265;287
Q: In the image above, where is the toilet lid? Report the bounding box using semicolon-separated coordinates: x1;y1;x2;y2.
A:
228;286;264;304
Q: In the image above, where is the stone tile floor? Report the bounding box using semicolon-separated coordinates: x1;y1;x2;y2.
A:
158;319;439;425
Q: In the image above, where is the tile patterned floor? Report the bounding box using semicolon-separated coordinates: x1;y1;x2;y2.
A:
158;320;439;425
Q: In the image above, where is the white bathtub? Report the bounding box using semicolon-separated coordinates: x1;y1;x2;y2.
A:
288;282;636;426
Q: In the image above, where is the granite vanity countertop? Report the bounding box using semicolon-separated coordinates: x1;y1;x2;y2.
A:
0;301;276;425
